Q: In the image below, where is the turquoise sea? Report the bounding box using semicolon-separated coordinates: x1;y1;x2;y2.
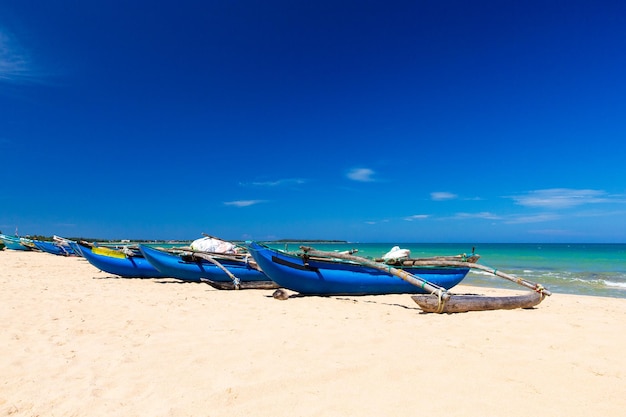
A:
262;242;626;299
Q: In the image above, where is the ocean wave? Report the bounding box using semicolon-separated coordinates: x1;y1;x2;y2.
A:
602;280;626;289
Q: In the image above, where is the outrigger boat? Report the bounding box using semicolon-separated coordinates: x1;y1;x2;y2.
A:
246;242;550;313
32;239;77;256
0;234;32;251
138;244;277;289
245;242;471;295
78;242;167;278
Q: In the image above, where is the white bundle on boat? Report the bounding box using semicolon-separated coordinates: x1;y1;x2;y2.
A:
190;237;237;254
382;246;411;262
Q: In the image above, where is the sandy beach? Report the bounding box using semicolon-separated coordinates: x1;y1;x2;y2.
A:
1;249;625;417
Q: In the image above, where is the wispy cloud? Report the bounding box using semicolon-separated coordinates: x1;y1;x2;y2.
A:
505;213;561;224
431;192;457;201
0;29;36;83
510;188;610;209
453;212;501;220
365;219;390;225
404;214;429;221
242;178;307;187
224;200;264;207
347;168;375;182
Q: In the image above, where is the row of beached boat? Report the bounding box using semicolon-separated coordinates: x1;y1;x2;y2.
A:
0;233;551;313
0;233;78;255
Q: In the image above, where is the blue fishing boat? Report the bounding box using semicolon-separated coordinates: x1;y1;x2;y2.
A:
32;239;76;256
0;234;32;251
245;242;472;295
51;236;84;257
138;244;270;284
78;242;167;278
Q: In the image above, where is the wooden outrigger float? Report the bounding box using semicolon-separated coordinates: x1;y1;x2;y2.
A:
297;246;551;314
200;278;280;290
411;291;545;313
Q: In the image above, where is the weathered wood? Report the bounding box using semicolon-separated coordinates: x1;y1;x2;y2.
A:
201;279;280;290
375;255;481;264
411;291;545;313
370;258;551;296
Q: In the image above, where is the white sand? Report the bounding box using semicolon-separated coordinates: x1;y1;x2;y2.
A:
1;250;625;416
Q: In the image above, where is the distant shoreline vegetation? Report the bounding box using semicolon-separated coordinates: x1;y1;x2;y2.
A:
13;235;348;244
16;236;194;244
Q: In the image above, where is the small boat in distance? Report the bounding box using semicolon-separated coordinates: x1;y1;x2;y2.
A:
32;239;77;256
0;234;32;251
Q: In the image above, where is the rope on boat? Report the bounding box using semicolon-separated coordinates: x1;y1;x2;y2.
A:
434;288;447;313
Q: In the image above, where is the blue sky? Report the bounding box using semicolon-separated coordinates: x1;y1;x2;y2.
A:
1;0;625;243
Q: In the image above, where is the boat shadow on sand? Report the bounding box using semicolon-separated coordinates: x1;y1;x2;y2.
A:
267;290;542;314
265;291;424;311
91;275;200;284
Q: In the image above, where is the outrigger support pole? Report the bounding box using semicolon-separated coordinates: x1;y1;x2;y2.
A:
191;252;241;289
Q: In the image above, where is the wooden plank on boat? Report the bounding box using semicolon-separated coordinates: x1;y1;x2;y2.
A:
200;279;280;290
375;254;481;265
411;291;545;313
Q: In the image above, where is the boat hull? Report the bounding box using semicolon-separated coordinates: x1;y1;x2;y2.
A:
79;243;167;278
32;240;76;256
246;242;469;295
138;244;268;283
0;234;32;251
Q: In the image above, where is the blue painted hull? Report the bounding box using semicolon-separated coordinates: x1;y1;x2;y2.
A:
32;240;76;256
68;241;85;257
138;244;268;283
0;234;32;251
246;242;469;295
79;243;167;278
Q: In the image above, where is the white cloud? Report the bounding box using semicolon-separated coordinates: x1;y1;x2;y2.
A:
454;212;501;220
244;178;307;187
224;200;264;207
0;30;34;83
431;192;457;201
510;188;609;209
404;214;429;221
505;213;561;224
347;168;375;182
365;219;389;225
